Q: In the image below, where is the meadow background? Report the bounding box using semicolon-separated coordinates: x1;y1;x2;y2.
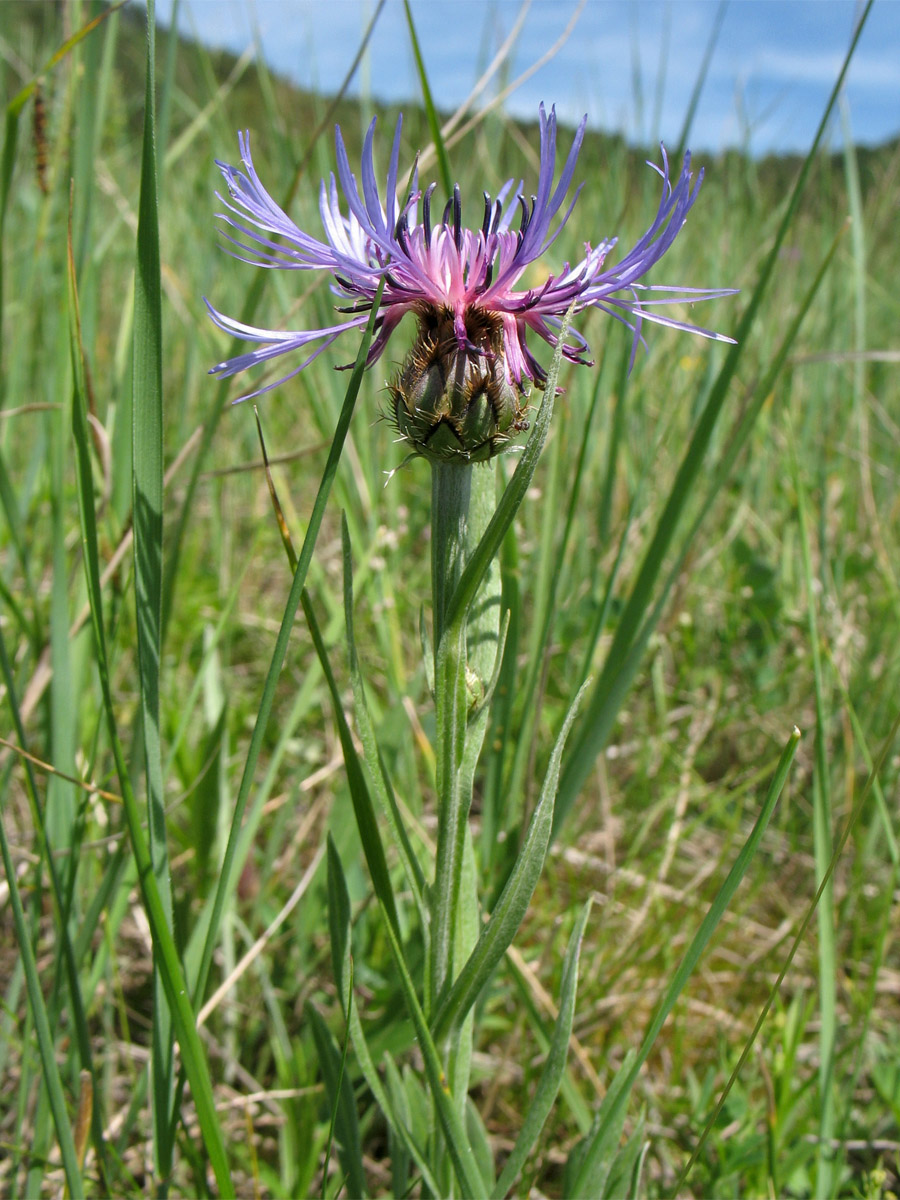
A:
1;1;899;1196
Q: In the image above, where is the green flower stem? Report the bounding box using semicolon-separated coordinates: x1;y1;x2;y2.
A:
447;466;501;1111
429;460;499;1029
431;462;472;648
430;462;471;1017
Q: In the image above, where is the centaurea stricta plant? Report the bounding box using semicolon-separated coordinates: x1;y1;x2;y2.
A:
208;105;736;1194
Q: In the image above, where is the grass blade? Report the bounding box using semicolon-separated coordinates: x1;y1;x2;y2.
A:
553;219;846;839
342;517;428;914
0;804;83;1198
675;709;900;1193
0;4;123;386
67;191;232;1198
0;625;109;1185
672;0;726;162
160;7;382;633
381;914;488;1198
403;0;452;196
793;439;837;1195
492;899;593;1198
131;0;176;1173
193;280;384;1005
328;836;442;1195
326;835;352;1015
303;591;400;935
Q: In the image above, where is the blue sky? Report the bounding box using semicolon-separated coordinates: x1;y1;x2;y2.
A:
154;0;900;155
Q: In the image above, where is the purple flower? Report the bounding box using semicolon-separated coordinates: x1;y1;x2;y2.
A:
207;104;735;461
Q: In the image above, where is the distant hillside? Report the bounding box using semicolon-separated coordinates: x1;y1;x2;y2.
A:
5;0;897;203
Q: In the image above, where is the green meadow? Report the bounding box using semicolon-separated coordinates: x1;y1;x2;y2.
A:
1;2;898;1196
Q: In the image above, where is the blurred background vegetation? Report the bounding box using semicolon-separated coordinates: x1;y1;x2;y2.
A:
1;2;899;1195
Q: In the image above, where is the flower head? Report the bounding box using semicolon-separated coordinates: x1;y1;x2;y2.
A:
207;104;735;461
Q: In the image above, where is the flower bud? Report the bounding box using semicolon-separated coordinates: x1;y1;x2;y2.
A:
388;306;530;463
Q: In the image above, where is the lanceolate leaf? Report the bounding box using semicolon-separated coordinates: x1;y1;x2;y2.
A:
432;681;589;1042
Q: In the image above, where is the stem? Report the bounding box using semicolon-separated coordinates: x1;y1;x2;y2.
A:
429;461;499;1016
430;462;471;1015
431;461;472;649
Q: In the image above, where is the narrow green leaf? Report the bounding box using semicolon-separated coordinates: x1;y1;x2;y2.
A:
133;0;166;884
503;346;611;816
326;839;442;1194
554;210;846;832
307;1001;366;1200
161;8;383;631
826;659;899;868
326;835;352;1016
380;915;487;1198
553;215;843;838
467;607;510;723
68;198;232;1199
1;5;122;393
352;1013;441;1196
432;681;589;1042
0;110;20;396
600;1112;647;1200
0;625;108;1185
341;517;428;912
131;0;176;1174
480;539;521;864
303;592;400;935
402;0;451;197
0;807;83;1199
794;439;837;1195
465;1099;495;1195
672;0;726;161
5;3;124;120
385;1058;411;1198
493;900;593;1198
564;1050;638;1198
194;279;385;1007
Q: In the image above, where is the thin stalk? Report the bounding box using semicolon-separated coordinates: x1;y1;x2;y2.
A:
431;463;473;650
448;464;499;1113
430;460;500;1011
794;439;837;1196
430;462;475;1011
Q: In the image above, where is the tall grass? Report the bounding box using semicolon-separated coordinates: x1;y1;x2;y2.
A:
1;1;898;1196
